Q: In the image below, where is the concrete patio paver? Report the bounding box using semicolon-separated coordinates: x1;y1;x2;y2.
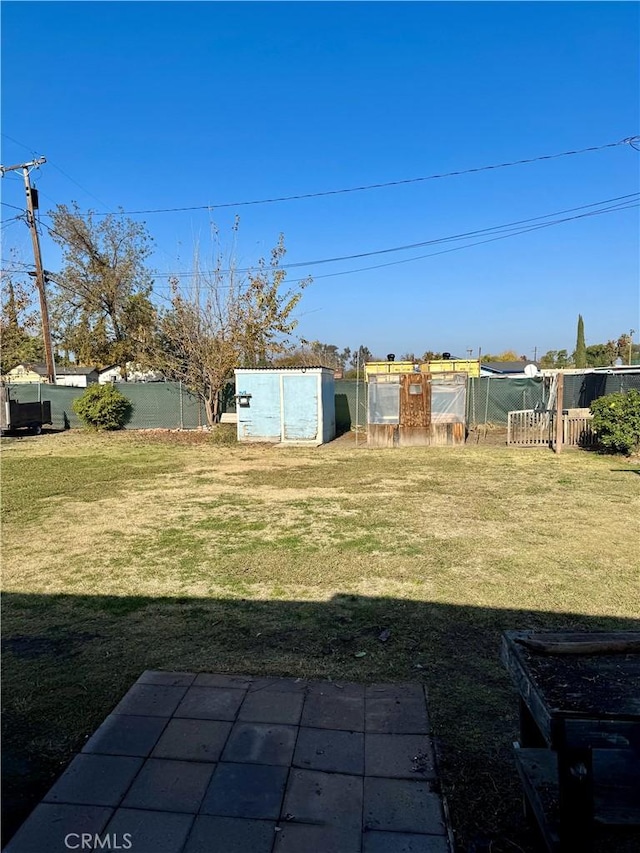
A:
363;830;452;853
175;686;246;721
363;777;446;835
221;722;298;766
238;689;305;725
121;758;215;813
200;762;289;819
365;733;437;779
183;816;276;853
82;713;169;757
4;672;453;853
104;809;194;853
42;754;144;807
2;804;114;853
293;726;365;774
151;718;232;762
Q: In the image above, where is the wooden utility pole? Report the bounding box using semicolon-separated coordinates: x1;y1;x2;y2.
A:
0;157;56;383
554;372;564;454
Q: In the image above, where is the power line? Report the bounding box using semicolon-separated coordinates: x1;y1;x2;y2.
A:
46;160;113;213
12;192;639;292
288;202;639;285
1;201;26;212
233;193;640;272
1;215;24;231
1;132;40;158
1;133;112;212
15;136;640;218
131;192;640;280
147;196;639;289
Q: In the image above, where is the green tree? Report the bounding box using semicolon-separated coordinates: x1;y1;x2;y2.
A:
574;314;586;368
156;224;309;425
349;345;374;370
617;333;635;365
585;342;617;368
0;273;44;374
342;345;374;378
48;203;157;373
539;349;572;369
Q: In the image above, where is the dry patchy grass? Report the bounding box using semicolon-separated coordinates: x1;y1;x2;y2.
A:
1;430;639;851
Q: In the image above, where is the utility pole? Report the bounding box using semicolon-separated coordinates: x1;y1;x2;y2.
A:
0;157;56;383
629;330;636;366
533;346;538;363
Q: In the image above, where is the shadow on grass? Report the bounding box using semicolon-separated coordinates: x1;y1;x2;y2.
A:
1;592;639;852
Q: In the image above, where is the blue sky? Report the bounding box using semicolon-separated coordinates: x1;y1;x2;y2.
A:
2;1;639;359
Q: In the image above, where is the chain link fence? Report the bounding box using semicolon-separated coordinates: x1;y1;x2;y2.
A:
6;372;639;432
467;373;640;426
561;372;640;409
334;379;368;431
466;377;546;426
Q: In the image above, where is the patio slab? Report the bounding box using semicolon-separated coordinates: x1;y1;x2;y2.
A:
3;672;453;853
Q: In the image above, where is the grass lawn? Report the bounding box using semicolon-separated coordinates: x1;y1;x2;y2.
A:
2;429;639;851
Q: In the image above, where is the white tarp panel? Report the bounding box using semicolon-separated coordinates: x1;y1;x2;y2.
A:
368;375;400;424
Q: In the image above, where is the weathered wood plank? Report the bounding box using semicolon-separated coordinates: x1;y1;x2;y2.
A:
515;636;640;655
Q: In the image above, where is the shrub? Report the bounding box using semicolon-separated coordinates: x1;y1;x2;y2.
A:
590;389;640;455
209;423;237;445
72;384;132;431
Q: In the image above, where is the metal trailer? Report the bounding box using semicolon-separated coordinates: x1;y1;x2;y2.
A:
0;384;52;435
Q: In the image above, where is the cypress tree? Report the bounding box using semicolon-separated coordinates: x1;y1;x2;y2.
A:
575;314;587;368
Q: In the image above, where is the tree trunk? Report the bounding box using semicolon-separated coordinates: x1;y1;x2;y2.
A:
204;388;221;426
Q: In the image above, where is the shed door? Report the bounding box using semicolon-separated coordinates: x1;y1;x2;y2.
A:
399;373;431;427
282;374;318;440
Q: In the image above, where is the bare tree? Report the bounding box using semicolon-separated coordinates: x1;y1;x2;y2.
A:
157;221;310;425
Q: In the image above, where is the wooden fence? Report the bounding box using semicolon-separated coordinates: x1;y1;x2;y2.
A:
507;410;596;448
562;413;596;447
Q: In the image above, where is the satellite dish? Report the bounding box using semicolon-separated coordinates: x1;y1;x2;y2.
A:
524;364;539;377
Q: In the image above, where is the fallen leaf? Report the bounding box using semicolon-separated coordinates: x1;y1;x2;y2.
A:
378;629;391;642
354;651;367;658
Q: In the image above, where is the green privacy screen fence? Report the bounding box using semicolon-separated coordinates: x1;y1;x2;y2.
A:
6;373;639;432
466;377;546;426
6;381;206;431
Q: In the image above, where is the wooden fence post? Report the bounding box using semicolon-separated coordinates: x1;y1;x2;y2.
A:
554;373;564;454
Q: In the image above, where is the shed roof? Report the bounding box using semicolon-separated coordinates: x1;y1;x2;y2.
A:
234;366;334;372
482;361;539;374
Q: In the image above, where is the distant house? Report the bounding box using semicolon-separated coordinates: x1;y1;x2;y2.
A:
4;363;99;386
480;361;540;377
55;367;100;387
98;363;165;384
4;363;44;384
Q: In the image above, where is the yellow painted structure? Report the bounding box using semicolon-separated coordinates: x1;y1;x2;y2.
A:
422;359;480;378
365;359;480;378
364;361;420;377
